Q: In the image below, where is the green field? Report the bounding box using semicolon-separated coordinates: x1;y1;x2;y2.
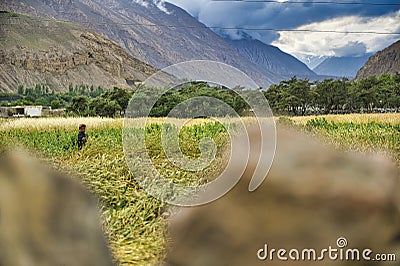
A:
289;113;400;165
1;114;400;264
0;117;232;264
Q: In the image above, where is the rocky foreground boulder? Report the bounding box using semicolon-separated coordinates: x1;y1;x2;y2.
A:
166;126;400;266
0;150;114;266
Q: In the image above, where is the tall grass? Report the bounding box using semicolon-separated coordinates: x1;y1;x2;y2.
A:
290;113;400;125
280;114;400;164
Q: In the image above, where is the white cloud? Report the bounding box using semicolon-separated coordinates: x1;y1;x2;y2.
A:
133;0;172;14
154;0;172;14
166;0;210;17
272;10;400;57
132;0;149;8
166;0;400;59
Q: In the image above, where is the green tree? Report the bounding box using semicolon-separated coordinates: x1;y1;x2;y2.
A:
265;77;312;115
352;76;379;111
101;87;132;115
375;74;396;108
313;78;348;114
68;83;74;94
17;85;24;95
392;73;400;108
51;99;62;109
69;96;89;116
103;100;122;117
34;97;49;106
264;84;284;114
88;97;107;117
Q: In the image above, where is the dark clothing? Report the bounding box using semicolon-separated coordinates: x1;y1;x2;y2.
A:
77;132;88;150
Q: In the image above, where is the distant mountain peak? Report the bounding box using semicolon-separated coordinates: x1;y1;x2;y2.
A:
294;54;328;70
215;30;254;41
313;54;373;78
225;37;318;79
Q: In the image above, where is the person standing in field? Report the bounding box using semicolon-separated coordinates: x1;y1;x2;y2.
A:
77;124;88;150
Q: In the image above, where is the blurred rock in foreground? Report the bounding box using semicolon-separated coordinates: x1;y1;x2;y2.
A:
0;150;114;266
166;126;400;266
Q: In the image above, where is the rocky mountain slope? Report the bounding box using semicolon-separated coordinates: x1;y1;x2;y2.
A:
0;0;285;89
226;38;318;79
356;40;400;79
313;54;372;78
0;11;158;92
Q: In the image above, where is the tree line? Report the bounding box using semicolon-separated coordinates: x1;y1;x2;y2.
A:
0;82;249;118
0;83;130;117
264;73;400;116
1;73;399;117
0;84;106;110
131;82;249;118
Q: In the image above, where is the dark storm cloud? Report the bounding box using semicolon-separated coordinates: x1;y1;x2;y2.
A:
166;0;400;44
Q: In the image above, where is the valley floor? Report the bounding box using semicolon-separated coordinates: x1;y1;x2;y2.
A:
0;113;399;264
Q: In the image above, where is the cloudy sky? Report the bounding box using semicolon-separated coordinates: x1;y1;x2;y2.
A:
165;0;400;62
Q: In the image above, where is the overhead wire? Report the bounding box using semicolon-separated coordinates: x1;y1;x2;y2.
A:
1;22;399;35
210;0;400;6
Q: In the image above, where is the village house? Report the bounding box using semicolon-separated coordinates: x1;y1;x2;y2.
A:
0;106;62;118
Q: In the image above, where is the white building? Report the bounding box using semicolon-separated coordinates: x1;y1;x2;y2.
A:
24;106;43;117
0;106;55;118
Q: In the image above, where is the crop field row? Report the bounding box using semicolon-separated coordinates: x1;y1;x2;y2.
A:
290;113;400;126
284;113;400;164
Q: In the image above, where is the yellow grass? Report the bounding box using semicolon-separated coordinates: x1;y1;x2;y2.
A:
0;117;122;131
0;116;262;131
2;113;399;131
290;113;400;125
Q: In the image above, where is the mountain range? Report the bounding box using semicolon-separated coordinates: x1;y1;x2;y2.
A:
226;38;318;80
1;0;322;90
0;0;398;93
1;0;281;89
0;11;158;92
312;54;373;78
